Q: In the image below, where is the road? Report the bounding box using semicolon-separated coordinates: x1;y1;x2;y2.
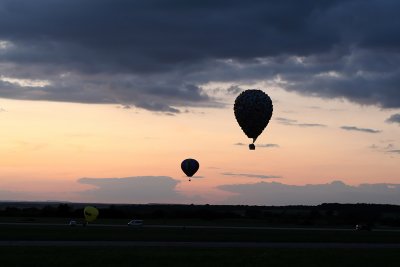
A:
1;222;399;232
0;240;400;248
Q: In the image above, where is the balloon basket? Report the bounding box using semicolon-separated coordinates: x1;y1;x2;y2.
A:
249;144;255;150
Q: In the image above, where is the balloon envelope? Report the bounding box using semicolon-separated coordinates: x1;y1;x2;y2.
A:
234;89;273;144
181;158;199;177
84;206;99;222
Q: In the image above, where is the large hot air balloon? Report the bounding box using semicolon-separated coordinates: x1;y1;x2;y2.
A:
83;206;99;223
234;89;273;150
181;158;199;181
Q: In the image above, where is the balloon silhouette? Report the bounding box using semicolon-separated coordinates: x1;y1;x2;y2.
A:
83;206;99;223
181;158;199;181
234;89;273;150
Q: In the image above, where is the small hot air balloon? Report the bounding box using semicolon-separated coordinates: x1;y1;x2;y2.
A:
181;158;199;181
83;206;99;224
234;89;273;150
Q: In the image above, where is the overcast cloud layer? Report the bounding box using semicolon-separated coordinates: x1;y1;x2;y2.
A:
0;0;400;112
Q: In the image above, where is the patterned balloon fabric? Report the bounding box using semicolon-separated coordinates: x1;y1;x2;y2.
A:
234;89;273;146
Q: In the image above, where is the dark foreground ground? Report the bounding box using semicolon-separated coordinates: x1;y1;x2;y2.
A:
1;223;400;243
1;247;399;267
0;221;399;266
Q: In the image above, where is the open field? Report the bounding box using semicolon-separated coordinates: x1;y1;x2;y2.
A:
1;222;400;243
0;247;399;267
1;218;399;266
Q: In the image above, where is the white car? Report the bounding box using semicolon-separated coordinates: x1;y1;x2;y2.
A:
69;220;77;226
128;219;143;227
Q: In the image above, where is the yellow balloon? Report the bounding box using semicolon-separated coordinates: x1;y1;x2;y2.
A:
84;206;99;222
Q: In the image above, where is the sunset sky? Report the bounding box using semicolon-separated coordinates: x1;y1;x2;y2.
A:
0;0;399;205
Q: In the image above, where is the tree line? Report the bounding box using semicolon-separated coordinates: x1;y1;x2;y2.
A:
1;202;400;227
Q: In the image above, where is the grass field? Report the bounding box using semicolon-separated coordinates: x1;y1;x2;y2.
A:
1;218;400;266
0;216;365;227
0;247;399;267
1;223;400;243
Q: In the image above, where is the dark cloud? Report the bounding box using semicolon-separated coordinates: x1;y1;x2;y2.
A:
221;172;281;179
1;0;400;111
297;123;326;127
276;117;326;127
341;126;381;133
234;142;279;148
386;114;400;125
275;117;298;125
226;85;244;95
369;142;400;156
218;180;400;205
257;144;280;148
77;176;194;203
0;77;214;112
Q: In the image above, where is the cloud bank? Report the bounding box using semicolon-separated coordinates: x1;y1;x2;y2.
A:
0;0;400;112
218;180;400;205
2;178;400;205
77;176;190;203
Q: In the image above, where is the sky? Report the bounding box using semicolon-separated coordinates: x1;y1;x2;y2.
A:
0;0;399;205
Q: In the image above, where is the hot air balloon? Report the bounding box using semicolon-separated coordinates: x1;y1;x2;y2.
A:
83;206;99;224
181;158;199;181
234;89;273;150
